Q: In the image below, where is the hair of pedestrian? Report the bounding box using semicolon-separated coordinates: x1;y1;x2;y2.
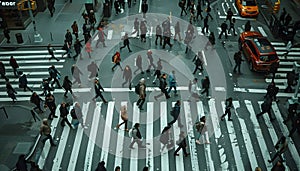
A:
115;166;120;171
134;123;140;128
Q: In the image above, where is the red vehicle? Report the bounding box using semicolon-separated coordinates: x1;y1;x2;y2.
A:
238;31;279;72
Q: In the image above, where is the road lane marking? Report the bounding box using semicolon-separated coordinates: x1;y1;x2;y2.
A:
160;101;170;171
145;102;154;170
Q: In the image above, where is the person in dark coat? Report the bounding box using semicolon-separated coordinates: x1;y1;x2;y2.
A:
133;55;144;74
0;61;9;81
174;21;182;41
271;161;286;171
152;58;162;84
114;0;121;15
284;14;292;26
256;95;275;121
283;103;298;124
3;27;11;43
48;65;61;88
71;64;83;87
200;76;210;97
73;39;83;60
65;29;73;46
62;40;72;58
29;161;41;171
192;51;204;75
196;1;203;20
245;21;251;32
45;93;58;120
137;78;146;110
179;0;187;16
288;113;300;137
221;97;233;121
16;154;28;171
146;50;156;72
174;131;190;157
92;78;108;103
96;27;107;48
218;21;228;39
120;33;132;52
154;74;170;100
168;100;184;127
163;29;173;49
284;69;296;93
59;102;74;129
87;61;99;80
47;44;59;61
206;3;213;20
40;78;52;96
9;56;19;77
71;21;79;39
226;8;233;22
205;32;215;50
266;82;279;102
140;20;147;42
6;82;17;103
19;71;32;92
40;118;56;146
131;18;139;36
155;24;163;45
62;76;74;98
122;65;132;88
233;51;243;73
159;125;172;152
279;8;286;25
47;0;55;17
141;0;148;18
30;92;44;113
201;16;209;34
95;161;107;171
129;123;146;148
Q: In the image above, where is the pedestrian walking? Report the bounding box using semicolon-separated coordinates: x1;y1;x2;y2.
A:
65;29;73;46
92;78;108;103
19;71;32;92
40;79;52;96
226;8;233;22
71;102;87;128
205;32;215;50
16;154;28;171
119;0;125;10
168;70;177;96
128;0;132;8
168;100;184;127
133;54;144;74
88;10;96;31
268;62;279;83
114;0;121;15
206;3;213;20
122;65;132;88
40;118;56;146
283;102;298;124
279;8;286;25
184;30;193;53
47;44;59;61
146;50;156;72
196;1;203;20
47;0;55;17
141;0;148;18
192;51;204;74
45;93;58;120
87;61;99;80
271;161;286;171
3;27;11;43
174;21;182;41
85;40;92;58
136;78;146;110
112;51;123;71
96;27;107;48
62;40;72;58
228;18;237;36
218;21;228;39
48;65;61;88
284;14;292;26
59;102;74;129
188;78;200;101
116;105;129;131
186;0;192;11
189;2;196;23
288;113;300;137
233;51;243;73
120;33;132;52
220;97;233;121
268;136;288;163
201;15;209;34
6;82;17;103
0;61;8;81
71;21;78;39
200;76;210;97
71;64;83;87
266;82;279;102
159;125;173;152
152;58;162;84
62;76;75;98
162;29;173;49
195;116;210;144
140;20;147;42
245;21;251;32
30;92;44;113
129;123;146;148
9;56;19;77
179;0;187;16
283;41;292;59
131;18;140;37
155;24;163;45
174;131;190;157
83;23;91;43
73;39;83;60
256;95;276;121
95;161;107;171
154;74;170;100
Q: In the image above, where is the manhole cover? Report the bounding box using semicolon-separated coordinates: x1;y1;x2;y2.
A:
13;142;32;154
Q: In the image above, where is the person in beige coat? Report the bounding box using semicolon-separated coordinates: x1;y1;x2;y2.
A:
40;118;56;146
116;105;129;131
137;78;146;110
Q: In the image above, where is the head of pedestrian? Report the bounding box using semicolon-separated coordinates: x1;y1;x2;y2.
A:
140;78;145;84
179;131;185;137
254;167;262;171
61;102;66;107
200;116;206;122
42;118;48;124
162;74;167;78
228;97;233;101
193;77;198;83
143;166;149;171
134;123;140;129
115;166;120;171
176;100;181;106
67;29;70;33
147;50;152;56
74;102;80;107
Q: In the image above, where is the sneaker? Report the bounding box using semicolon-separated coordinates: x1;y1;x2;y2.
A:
174;153;179;156
129;146;134;149
116;124;120;129
228;119;233;121
185;153;190;157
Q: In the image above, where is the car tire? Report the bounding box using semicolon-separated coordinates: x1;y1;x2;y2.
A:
249;61;254;71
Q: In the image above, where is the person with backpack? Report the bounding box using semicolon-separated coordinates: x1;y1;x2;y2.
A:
47;44;59;61
167;70;178;96
200;76;210;97
92;78;108;103
71;102;86;128
168;100;184;127
116;105;129;132
59;102;74;129
179;0;187;16
233;51;243;74
256;95;275;121
19;71;32;92
154;74;170;100
120;33;132;52
220;97;233;121
62;76;75;98
192;51;204;75
174;131;190;157
129;123;146;149
195;116;209;144
112;51;123;71
136;78;146;110
9;56;19;77
159;125;173;152
48;65;61;88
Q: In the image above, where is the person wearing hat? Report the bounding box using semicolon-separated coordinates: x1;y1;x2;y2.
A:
92;78;108;103
136;78;146;110
40;118;56;146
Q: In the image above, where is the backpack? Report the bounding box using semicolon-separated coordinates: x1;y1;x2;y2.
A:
135;82;140;94
71;108;77;119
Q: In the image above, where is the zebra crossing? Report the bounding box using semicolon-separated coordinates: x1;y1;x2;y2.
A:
36;99;299;171
0;49;69;102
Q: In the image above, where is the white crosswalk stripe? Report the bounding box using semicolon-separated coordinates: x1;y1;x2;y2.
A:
36;99;300;171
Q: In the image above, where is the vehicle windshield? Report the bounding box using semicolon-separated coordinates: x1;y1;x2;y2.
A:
259;55;278;62
253;38;274;53
242;0;257;6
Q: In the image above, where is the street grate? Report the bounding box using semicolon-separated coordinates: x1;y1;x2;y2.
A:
13;142;32;154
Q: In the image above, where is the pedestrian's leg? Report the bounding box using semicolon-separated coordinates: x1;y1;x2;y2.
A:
289;126;297;137
182;146;188;156
177;116;183;127
99;93;107;103
228;110;232;120
48;135;55;146
174;146;181;155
